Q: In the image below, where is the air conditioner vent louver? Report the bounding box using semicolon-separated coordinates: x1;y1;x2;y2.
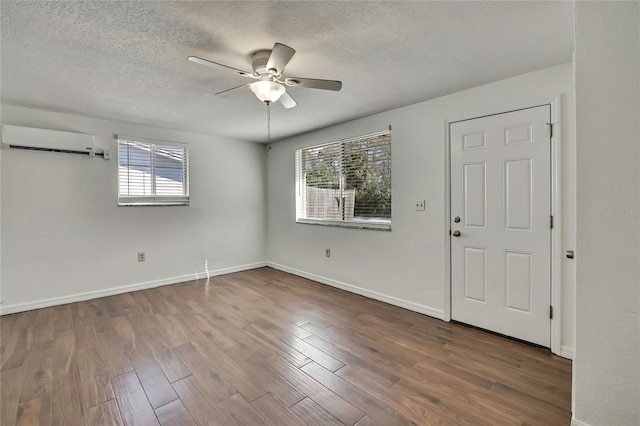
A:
8;145;94;155
2;124;95;157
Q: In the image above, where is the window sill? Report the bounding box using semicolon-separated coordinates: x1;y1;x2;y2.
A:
118;199;189;206
296;218;391;231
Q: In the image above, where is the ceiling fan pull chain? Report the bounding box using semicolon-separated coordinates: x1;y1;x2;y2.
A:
267;101;271;144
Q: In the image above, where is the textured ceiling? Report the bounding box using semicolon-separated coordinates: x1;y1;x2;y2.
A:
1;1;573;143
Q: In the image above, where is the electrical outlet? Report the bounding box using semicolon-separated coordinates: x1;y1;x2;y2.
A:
415;200;426;211
138;252;146;262
325;248;331;258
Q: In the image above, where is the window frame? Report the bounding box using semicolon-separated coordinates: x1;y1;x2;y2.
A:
295;130;392;231
117;135;190;207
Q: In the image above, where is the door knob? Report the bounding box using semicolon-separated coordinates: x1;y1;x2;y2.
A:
452;230;461;237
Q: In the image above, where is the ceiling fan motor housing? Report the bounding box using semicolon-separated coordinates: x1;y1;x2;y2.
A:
251;50;274;76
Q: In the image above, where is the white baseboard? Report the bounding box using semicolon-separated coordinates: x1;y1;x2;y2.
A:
560;344;575;360
0;262;267;315
571;415;591;426
266;262;445;320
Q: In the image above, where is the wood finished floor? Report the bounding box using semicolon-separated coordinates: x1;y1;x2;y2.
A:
0;267;572;425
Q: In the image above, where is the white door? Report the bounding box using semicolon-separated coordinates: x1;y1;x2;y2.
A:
450;105;551;347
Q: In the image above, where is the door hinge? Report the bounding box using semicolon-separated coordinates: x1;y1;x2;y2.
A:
549;305;554;319
550;215;554;229
547;122;553;138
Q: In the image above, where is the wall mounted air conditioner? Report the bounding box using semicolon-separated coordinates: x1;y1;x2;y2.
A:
1;124;97;157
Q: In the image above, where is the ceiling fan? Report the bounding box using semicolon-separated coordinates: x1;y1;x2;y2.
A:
188;43;342;109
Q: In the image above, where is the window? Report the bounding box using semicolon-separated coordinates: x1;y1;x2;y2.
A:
295;130;391;230
118;136;189;206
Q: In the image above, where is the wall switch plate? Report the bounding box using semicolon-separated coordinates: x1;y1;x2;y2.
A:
325;248;331;258
138;252;146;262
415;200;426;211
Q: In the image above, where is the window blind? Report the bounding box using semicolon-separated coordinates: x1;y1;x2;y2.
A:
295;130;391;230
118;137;189;206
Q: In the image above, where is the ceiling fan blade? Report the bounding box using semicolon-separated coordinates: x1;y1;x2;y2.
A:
266;43;296;75
285;78;342;91
188;56;254;77
278;91;298;109
215;83;249;97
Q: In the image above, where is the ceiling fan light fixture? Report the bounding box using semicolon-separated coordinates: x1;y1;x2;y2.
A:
249;80;285;103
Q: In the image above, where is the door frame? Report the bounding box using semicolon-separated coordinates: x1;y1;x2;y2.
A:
443;95;563;356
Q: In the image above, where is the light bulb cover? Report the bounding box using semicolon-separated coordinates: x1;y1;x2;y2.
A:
249;80;286;103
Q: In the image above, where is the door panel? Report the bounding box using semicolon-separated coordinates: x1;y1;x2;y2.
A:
463;132;487;151
504;158;533;231
450;105;551;347
504;250;533;314
505;125;533;145
463;162;487;228
464;247;488;303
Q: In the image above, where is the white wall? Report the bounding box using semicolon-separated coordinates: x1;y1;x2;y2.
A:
573;2;640;425
267;63;576;353
0;105;266;313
